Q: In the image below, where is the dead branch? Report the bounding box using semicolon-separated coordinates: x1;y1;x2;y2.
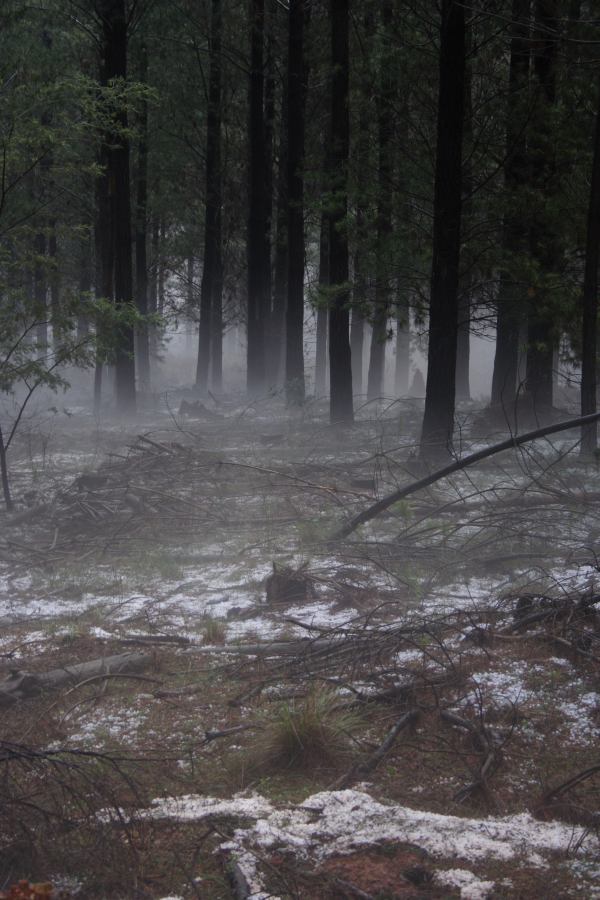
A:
331;709;419;790
331;411;600;540
0;651;152;706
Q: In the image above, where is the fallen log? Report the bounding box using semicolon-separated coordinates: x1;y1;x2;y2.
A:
331;411;600;540
0;651;152;706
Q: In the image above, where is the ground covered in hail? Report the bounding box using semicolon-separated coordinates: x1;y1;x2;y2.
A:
0;392;599;898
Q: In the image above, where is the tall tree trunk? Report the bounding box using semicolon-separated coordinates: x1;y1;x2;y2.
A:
34;231;47;352
157;217;166;315
367;0;394;402
395;292;410;396
455;19;473;403
197;0;223;394
269;83;288;388
525;0;558;412
100;0;136;414
328;0;353;424
285;0;306;405
315;206;328;396
491;0;530;411
48;222;61;352
419;0;465;459
135;43;150;393
350;10;374;399
580;72;600;456
247;0;270;395
77;233;91;340
93;142;112;414
148;213;159;358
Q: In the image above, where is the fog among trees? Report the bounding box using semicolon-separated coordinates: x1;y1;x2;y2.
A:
2;3;600;897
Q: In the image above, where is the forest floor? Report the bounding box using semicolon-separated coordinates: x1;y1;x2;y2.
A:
1;391;600;899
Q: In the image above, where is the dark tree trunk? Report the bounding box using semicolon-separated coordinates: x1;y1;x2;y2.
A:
93;143;112;414
490;0;530;411
148;213;159;357
455;20;473;403
395;293;410;396
580;72;600;456
100;0;136;414
525;0;558;412
157;217;166;315
455;297;471;401
77;234;92;340
247;0;270;395
367;0;394;402
197;0;223;394
328;0;353;424
48;223;61;352
0;424;13;512
350;10;373;399
419;0;465;459
34;230;47;351
135;43;150;393
315;207;328;396
269;83;288;388
285;0;306;405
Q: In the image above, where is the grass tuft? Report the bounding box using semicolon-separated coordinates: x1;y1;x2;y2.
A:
249;688;361;773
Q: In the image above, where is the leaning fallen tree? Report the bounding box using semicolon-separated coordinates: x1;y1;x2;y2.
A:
331;411;600;540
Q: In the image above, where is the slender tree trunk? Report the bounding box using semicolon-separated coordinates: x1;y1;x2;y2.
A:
395;292;410;396
580;72;600;456
48;223;61;352
419;0;465;459
135;43;150;393
367;0;394;402
77;233;91;339
100;0;136;414
0;424;13;512
157;217;166;315
269;84;288;388
328;0;353;424
350;11;373;399
197;0;223;394
455;20;473;402
285;0;306;405
34;231;47;352
93;143;112;414
315;207;328;396
490;0;530;411
525;0;558;412
148;213;159;358
247;0;270;395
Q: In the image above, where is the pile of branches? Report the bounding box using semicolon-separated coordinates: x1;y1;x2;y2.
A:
2;436;227;561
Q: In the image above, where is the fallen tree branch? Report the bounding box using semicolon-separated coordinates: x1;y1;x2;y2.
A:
330;709;419;790
331;411;600;540
0;651;152;706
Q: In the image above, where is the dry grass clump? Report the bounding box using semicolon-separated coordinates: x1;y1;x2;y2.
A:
249;688;361;774
201;615;227;645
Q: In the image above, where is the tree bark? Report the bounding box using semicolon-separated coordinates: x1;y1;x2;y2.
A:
48;223;61;352
525;0;558;412
285;0;306;405
315;206;328;396
328;0;353;424
367;0;394;402
135;42;150;393
419;0;465;459
100;0;136;414
490;0;530;412
246;0;270;396
197;0;223;394
395;292;410;396
269;82;288;388
580;72;600;456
